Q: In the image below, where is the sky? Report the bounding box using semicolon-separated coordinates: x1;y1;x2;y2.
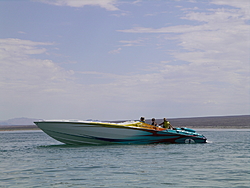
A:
0;0;249;121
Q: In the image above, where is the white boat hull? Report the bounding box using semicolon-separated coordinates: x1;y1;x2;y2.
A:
34;120;207;145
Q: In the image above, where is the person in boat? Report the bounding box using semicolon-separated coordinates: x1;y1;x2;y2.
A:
140;117;145;123
151;118;157;126
159;118;173;129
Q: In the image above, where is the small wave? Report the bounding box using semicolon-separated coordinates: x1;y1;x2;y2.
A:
206;140;213;143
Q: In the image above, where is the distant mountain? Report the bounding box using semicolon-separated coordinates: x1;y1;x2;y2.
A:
0;117;41;126
0;115;249;128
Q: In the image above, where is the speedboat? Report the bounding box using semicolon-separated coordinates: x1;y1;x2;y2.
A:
34;120;207;145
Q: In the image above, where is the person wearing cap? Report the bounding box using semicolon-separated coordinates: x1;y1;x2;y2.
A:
140;117;145;123
159;118;173;129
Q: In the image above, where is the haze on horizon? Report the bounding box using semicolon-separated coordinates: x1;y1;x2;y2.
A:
0;0;249;121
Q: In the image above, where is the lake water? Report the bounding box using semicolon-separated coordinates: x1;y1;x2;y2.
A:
0;129;249;188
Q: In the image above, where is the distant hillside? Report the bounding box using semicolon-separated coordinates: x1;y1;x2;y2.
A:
0;117;41;126
0;115;249;129
148;115;250;129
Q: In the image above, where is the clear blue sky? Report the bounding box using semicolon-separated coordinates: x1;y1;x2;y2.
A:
0;0;249;121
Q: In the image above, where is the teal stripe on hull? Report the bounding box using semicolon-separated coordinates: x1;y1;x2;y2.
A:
42;128;206;145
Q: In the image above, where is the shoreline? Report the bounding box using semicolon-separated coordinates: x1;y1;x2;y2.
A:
1;115;249;131
0;125;40;131
0;126;249;131
0;128;41;131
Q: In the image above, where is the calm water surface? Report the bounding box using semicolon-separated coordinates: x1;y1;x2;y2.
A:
0;129;249;188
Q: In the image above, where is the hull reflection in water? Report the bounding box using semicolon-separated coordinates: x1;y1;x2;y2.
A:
34;120;207;145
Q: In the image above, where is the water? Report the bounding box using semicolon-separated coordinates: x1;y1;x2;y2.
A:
1;130;249;188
